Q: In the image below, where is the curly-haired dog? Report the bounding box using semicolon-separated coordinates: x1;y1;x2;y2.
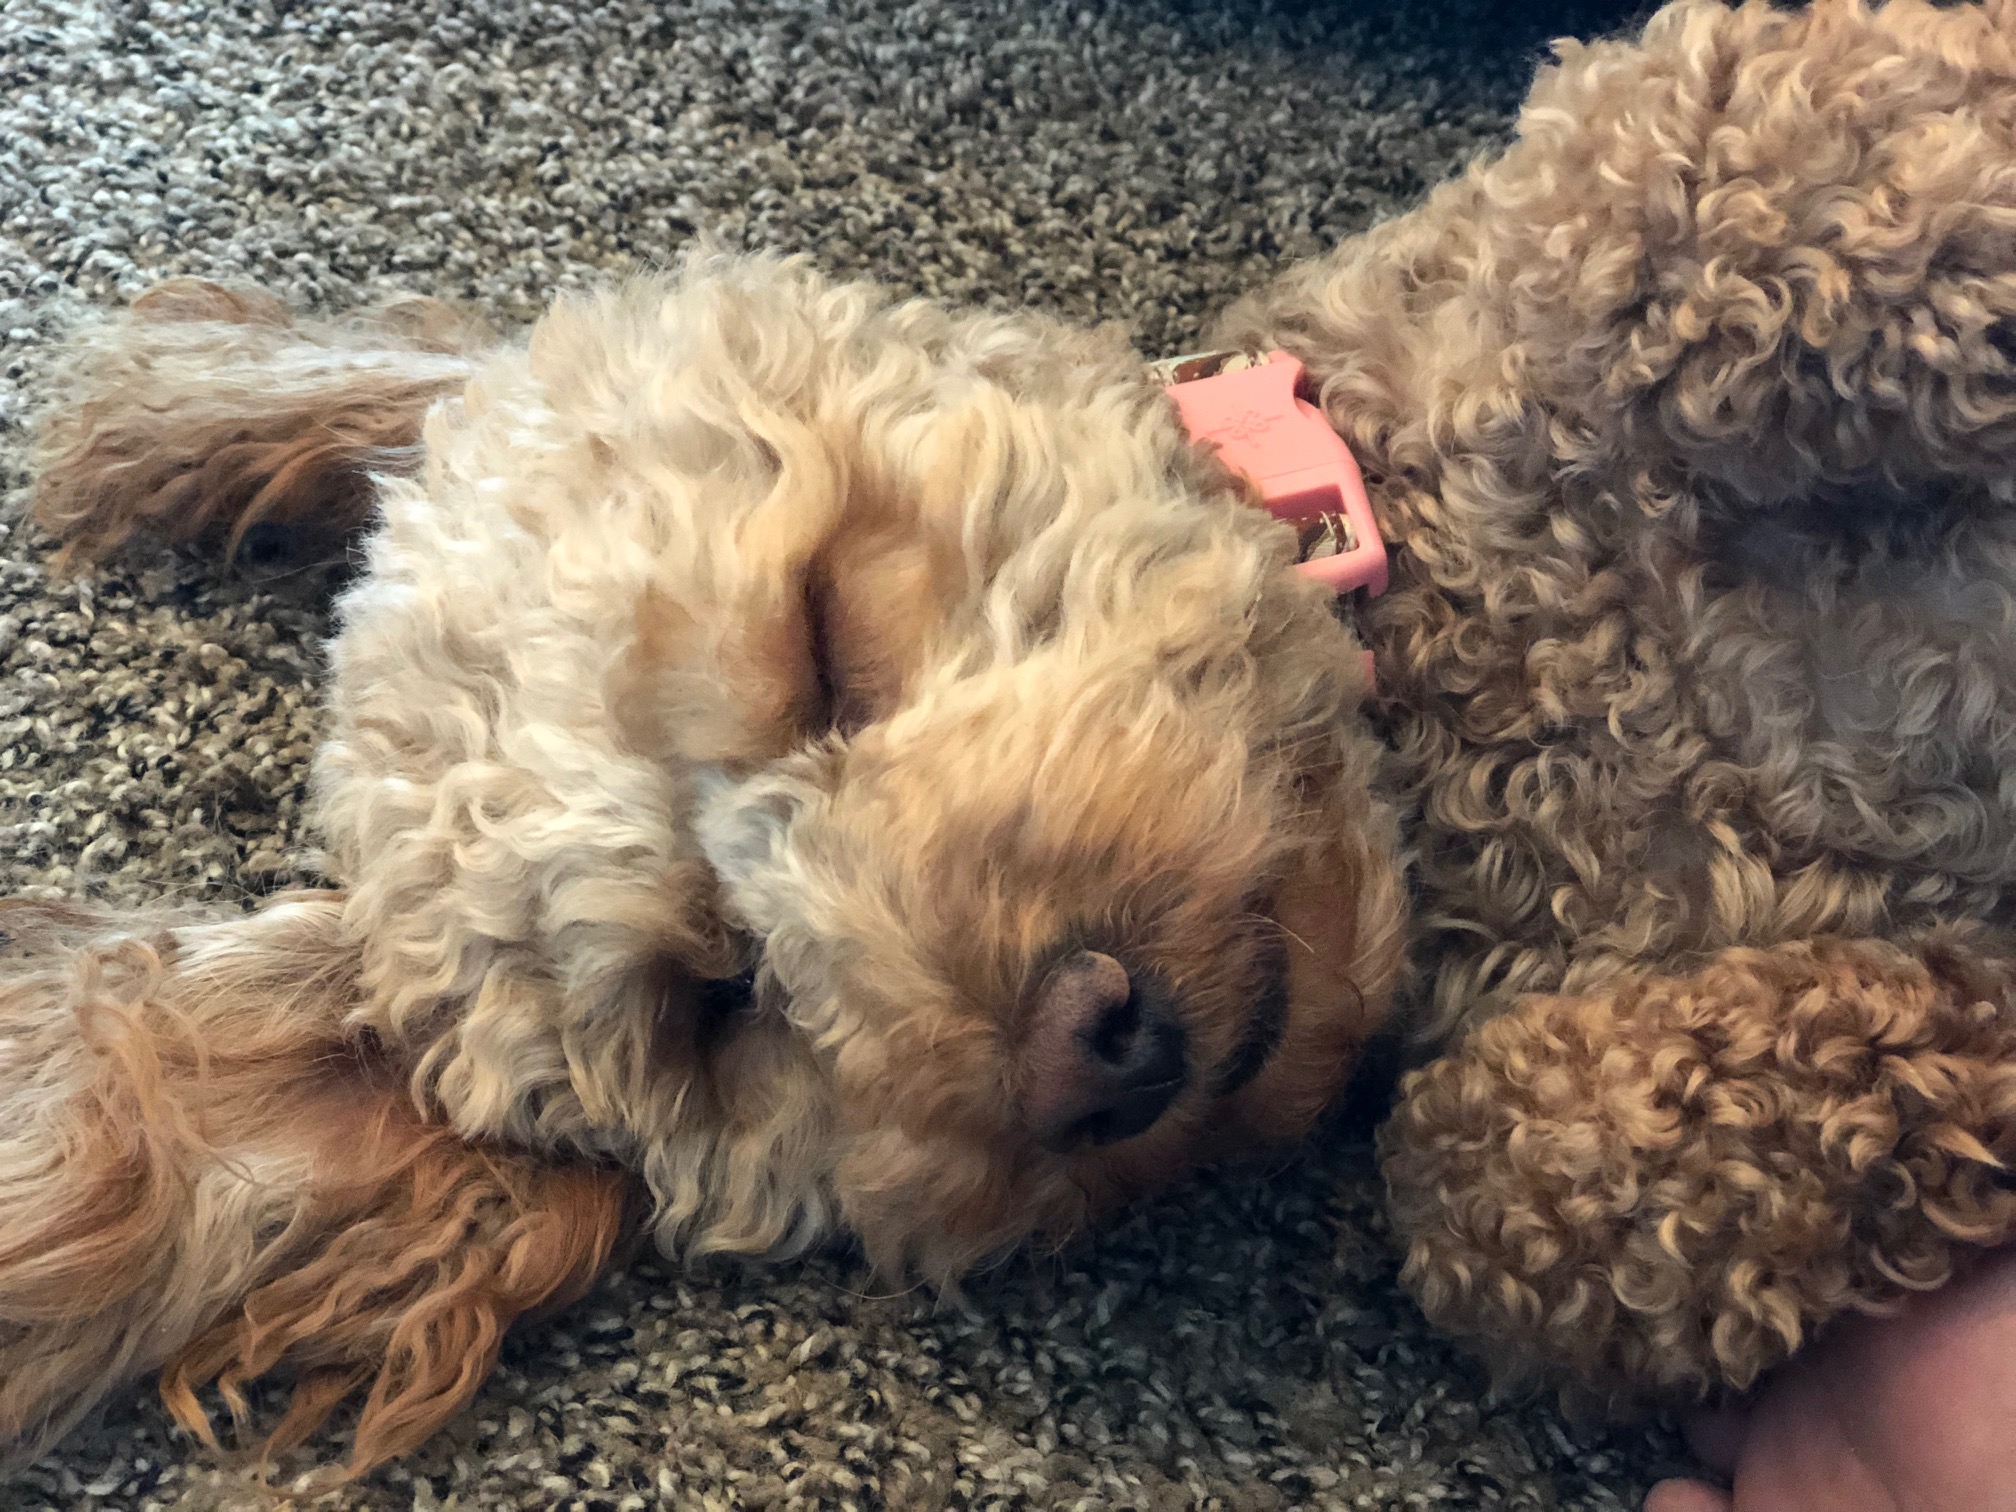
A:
16;0;2016;1493
8;262;1405;1472
1213;0;2016;1431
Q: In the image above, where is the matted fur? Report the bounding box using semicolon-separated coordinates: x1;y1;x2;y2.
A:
13;254;1406;1464
1217;0;2016;1410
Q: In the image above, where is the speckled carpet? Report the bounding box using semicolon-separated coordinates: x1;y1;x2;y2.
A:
0;0;1694;1506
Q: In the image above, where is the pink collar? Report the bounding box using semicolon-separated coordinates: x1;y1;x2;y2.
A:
1158;350;1387;599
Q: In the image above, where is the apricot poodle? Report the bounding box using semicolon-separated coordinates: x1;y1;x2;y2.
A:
9;0;2016;1485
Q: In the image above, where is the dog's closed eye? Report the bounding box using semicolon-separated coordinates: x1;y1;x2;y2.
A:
1211;939;1290;1098
798;527;954;739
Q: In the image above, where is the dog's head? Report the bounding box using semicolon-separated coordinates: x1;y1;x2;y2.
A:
698;653;1404;1279
318;259;1406;1282
630;264;1409;1279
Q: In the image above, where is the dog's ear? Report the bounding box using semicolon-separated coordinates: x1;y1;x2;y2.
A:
0;896;630;1479
33;278;482;567
159;1117;627;1484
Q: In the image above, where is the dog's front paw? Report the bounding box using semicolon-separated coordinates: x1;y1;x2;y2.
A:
1379;935;2016;1412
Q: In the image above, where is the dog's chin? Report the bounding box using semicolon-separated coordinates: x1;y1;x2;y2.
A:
832;1121;1237;1288
832;1123;1093;1286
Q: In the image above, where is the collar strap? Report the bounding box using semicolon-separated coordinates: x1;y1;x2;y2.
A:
1154;349;1387;599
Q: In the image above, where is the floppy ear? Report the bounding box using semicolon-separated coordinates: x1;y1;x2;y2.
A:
0;896;630;1480
158;1109;629;1484
33;278;484;566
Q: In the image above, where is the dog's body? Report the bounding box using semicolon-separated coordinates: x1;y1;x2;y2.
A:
1221;0;2016;1406
8;0;2016;1482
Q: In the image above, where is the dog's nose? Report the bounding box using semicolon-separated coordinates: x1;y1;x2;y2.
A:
1017;951;1188;1152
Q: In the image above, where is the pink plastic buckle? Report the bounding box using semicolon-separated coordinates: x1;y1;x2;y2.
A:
1164;352;1387;598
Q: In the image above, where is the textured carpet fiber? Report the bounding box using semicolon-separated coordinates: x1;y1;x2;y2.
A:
1;1;1690;1506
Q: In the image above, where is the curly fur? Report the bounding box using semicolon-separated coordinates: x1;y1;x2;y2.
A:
1216;0;2016;1410
10;255;1405;1466
1382;932;2016;1404
17;0;2016;1468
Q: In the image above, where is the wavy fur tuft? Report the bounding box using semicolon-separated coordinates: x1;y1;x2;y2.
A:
32;279;487;563
0;896;627;1479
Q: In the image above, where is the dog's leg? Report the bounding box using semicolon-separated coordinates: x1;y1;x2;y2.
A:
1512;0;2016;508
30;279;488;564
1379;931;2016;1413
0;895;627;1478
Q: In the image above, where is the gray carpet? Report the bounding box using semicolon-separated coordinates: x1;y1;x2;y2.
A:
0;0;1694;1506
